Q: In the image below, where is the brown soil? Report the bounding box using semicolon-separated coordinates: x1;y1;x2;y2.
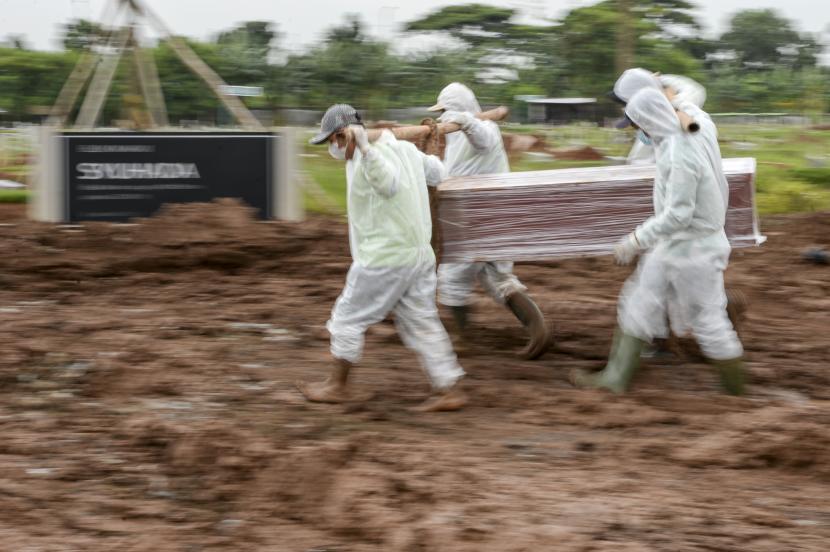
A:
551;145;607;161
1;200;829;551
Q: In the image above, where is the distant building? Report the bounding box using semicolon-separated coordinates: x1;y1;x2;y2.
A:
518;96;598;125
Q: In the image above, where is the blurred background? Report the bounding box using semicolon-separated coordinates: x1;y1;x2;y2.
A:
1;0;829;214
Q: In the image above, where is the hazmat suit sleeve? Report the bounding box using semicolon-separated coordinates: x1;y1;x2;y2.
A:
360;146;401;198
634;139;700;249
422;153;448;187
460;118;501;152
659;74;706;109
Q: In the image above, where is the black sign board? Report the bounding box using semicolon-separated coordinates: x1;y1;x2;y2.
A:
61;132;275;222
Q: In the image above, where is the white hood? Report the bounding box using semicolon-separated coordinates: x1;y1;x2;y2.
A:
435;82;482;114
613;68;662;104
625;88;681;142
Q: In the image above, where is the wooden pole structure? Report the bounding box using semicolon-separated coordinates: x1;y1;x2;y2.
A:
132;25;169;127
46;0;125;127
131;0;263;129
74;26;131;129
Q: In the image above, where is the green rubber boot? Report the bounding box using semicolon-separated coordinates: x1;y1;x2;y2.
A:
571;328;645;394
712;357;745;396
450;305;469;333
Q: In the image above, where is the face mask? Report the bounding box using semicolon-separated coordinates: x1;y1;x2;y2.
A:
328;141;346;160
637;129;652;146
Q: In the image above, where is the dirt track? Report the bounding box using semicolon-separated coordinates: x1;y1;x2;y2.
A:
1;200;829;551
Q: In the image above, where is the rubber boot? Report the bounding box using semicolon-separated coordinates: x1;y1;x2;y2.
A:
725;288;748;335
506;291;551;360
711;357;745;396
450;305;469;333
570;328;644;394
802;247;829;265
296;358;354;403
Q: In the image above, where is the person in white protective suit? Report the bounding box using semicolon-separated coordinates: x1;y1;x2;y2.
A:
610;68;747;355
427;83;550;359
611;68;707;166
571;88;745;395
296;104;467;412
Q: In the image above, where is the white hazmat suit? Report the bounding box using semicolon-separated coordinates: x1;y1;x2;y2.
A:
430;83;526;307
614;69;707;165
328;130;464;390
618;88;742;361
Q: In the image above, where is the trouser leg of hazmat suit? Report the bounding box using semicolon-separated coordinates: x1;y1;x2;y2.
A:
438;260;549;359
602;233;744;393
620;235;743;360
438;261;526;307
327;261;465;391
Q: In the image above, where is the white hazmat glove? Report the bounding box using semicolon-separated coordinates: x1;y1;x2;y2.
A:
614;232;641;266
439;110;475;128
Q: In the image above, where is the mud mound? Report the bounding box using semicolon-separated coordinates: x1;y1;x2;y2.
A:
0;199;347;287
551;145;606;160
674;405;830;478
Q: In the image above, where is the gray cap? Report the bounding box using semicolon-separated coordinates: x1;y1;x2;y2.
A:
310;104;363;145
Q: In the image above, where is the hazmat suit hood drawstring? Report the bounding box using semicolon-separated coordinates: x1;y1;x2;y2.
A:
436;83;482;114
625;88;681;143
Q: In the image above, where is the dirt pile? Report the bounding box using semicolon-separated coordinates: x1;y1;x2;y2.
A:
0;199;348;289
674;405;830;478
551;145;606;160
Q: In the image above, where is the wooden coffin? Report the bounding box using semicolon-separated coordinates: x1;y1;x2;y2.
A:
437;157;764;263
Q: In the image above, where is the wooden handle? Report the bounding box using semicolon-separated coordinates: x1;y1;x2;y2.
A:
664;87;699;133
366;106;509;142
676;110;699;133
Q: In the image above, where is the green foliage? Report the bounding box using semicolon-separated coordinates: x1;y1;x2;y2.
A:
154;41;223;122
215;21;277;87
720;9;818;68
0;4;827;124
279;16;394;112
790;168;830;187
554;0;703;96
404;4;516;47
0;189;28;203
0;47;78;120
62;19;105;51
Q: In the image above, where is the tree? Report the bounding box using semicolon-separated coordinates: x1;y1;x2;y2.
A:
62;19;105;51
554;0;703;96
405;4;554;88
0;48;78;120
405;4;516;47
215;21;278;84
720;9;820;68
279;16;394;111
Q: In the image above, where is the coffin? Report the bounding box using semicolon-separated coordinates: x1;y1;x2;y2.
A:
437;157;764;262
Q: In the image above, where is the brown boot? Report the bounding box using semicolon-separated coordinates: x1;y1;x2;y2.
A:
725;288;748;334
506;291;551;360
296;358;354;403
447;305;472;356
411;383;468;412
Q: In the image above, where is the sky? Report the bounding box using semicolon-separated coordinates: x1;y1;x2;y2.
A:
1;0;828;55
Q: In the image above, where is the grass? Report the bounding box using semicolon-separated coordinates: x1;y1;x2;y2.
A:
299;123;830;217
0;189;28;203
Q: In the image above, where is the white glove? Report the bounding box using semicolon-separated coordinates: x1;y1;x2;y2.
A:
614;232;641;266
439;110;475;128
350;124;370;154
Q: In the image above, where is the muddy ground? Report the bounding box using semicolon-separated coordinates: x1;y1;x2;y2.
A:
0;200;829;551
